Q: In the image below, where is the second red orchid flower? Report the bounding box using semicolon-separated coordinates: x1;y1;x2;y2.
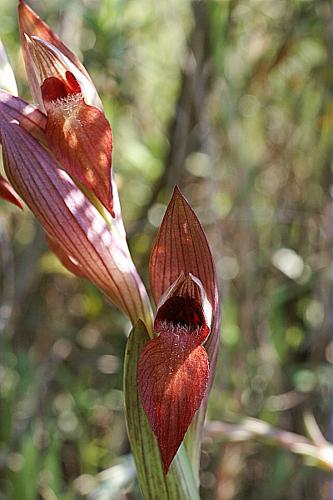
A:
138;187;219;473
19;0;114;215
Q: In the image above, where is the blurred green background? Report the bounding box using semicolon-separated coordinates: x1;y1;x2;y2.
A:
0;0;332;498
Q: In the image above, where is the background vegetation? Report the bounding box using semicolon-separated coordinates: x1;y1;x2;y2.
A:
0;0;332;498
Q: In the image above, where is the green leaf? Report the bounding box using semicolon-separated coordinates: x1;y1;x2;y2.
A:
123;320;200;500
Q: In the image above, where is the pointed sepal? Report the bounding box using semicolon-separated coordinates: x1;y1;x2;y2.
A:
149;186;218;312
0;175;22;208
26;35;101;109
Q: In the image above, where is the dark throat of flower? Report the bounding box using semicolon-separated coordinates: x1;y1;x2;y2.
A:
154;295;210;345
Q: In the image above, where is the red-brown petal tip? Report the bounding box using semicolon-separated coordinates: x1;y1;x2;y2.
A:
149;186;218;313
0;175;23;209
18;1;89;76
18;1;101;109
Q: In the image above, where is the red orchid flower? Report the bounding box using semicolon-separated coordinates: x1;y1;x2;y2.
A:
0;2;152;328
137;187;220;473
18;0;113;216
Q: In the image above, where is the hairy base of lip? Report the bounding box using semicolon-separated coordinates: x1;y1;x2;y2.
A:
157;319;201;335
47;92;83;117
